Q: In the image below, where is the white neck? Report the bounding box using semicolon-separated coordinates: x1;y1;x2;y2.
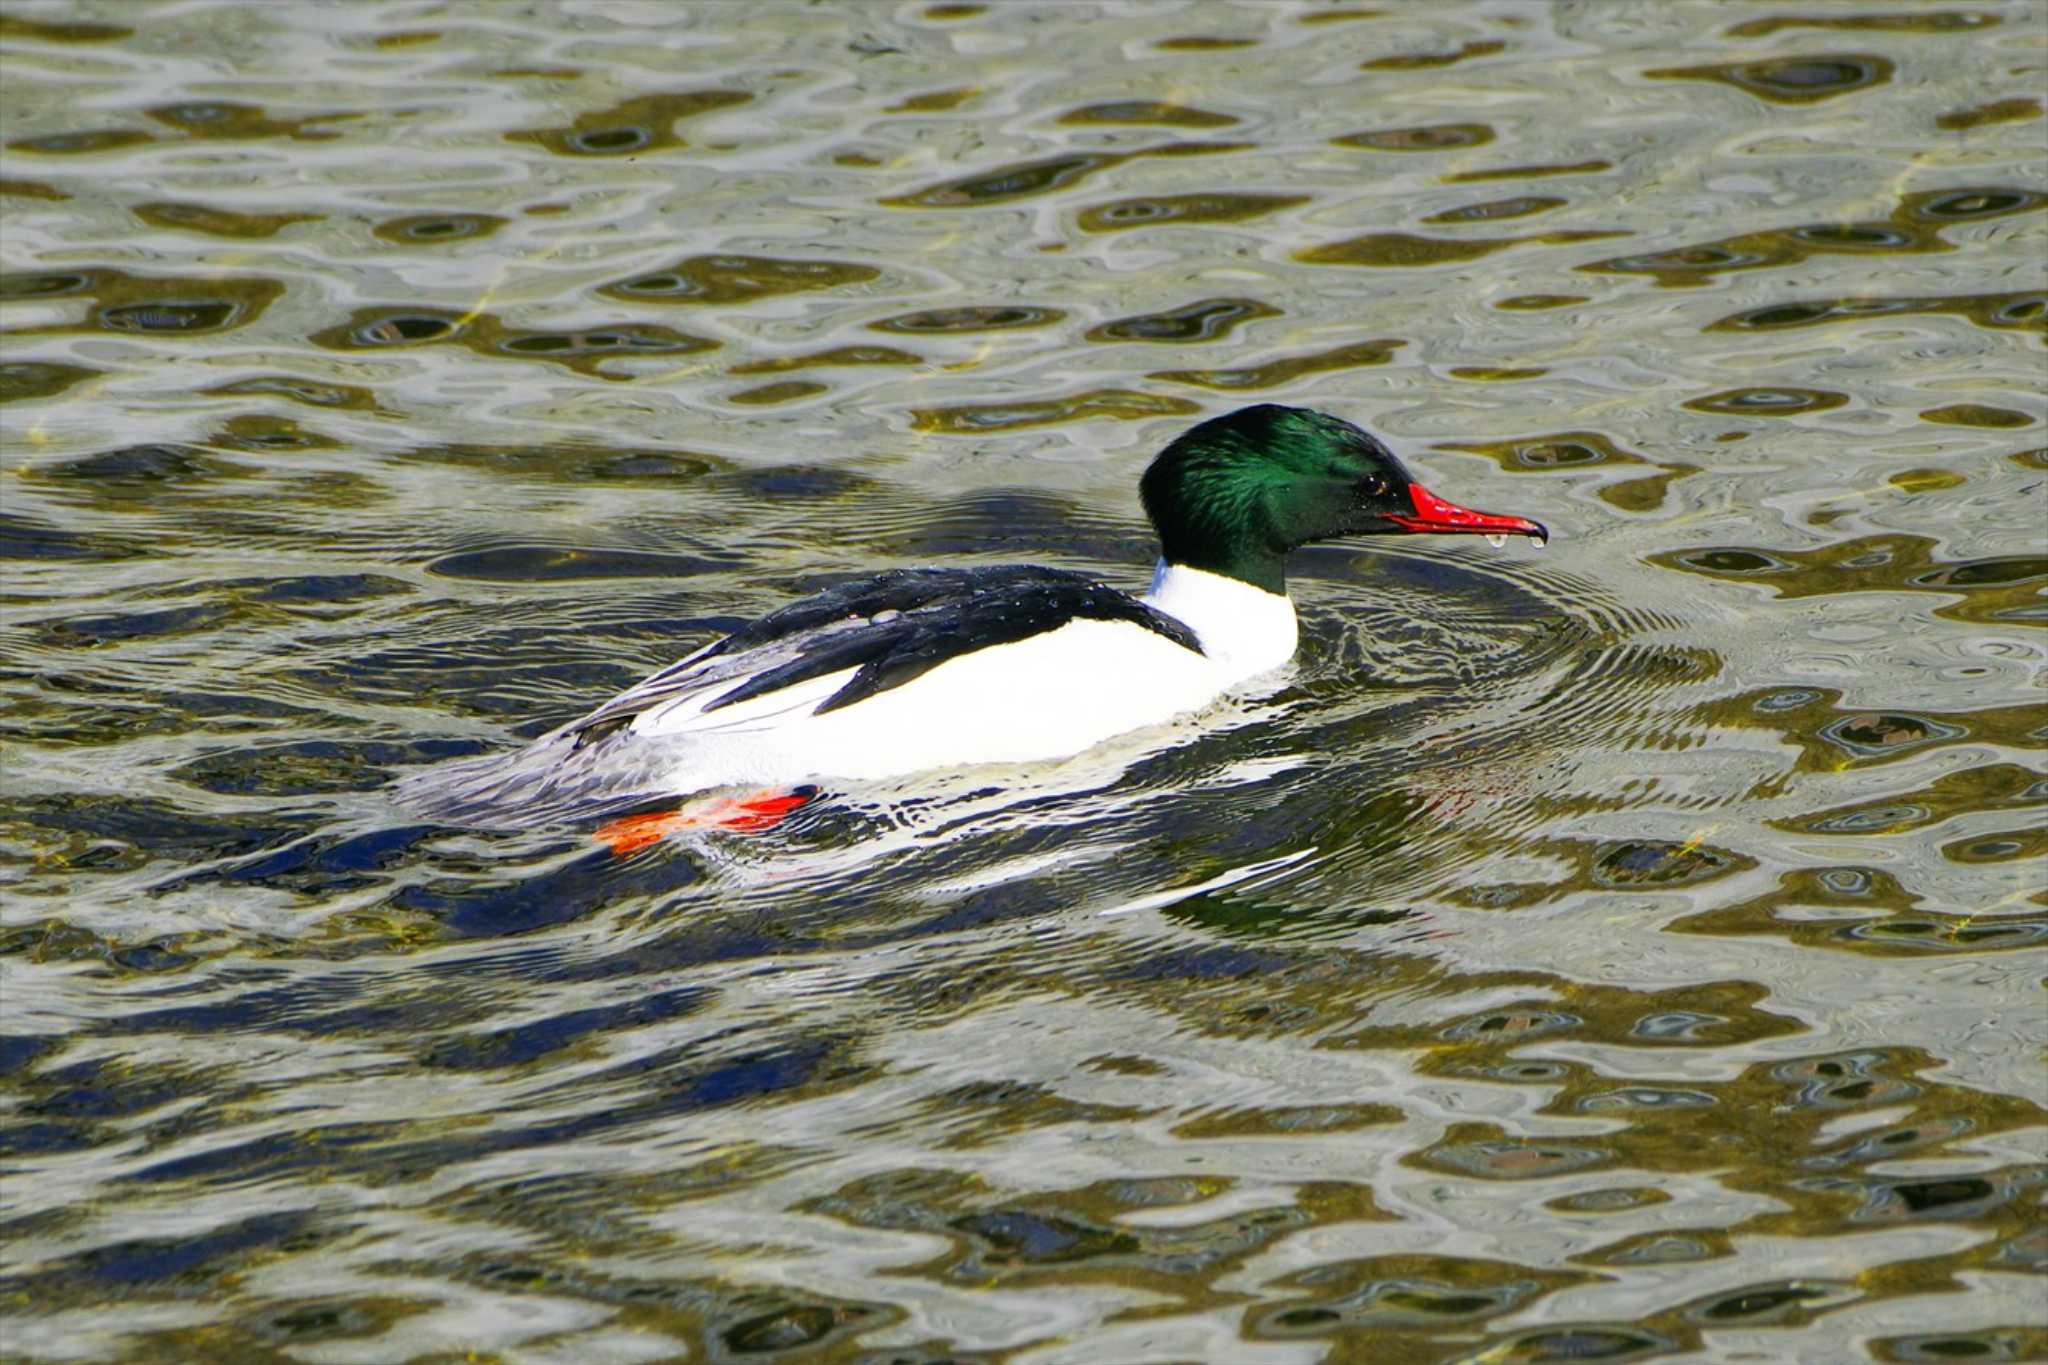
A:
1142;560;1299;681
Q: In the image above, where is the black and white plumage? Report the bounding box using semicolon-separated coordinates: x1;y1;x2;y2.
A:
397;404;1547;829
566;566;1204;747
396;559;1279;828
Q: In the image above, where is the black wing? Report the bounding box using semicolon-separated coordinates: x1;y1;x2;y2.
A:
565;565;1202;746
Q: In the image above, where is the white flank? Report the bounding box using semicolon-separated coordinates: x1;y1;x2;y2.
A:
613;561;1301;790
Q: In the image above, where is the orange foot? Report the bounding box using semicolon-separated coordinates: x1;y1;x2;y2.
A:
593;788;815;855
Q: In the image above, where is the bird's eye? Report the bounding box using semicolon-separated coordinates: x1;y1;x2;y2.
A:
1357;475;1387;498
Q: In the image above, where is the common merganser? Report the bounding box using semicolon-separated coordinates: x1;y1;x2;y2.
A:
398;404;1547;843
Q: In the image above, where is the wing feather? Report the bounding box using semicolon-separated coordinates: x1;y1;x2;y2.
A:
561;564;1201;747
397;564;1205;828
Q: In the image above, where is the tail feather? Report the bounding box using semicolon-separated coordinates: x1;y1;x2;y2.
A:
392;731;671;830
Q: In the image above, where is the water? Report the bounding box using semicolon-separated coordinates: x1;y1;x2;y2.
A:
2;2;2044;1360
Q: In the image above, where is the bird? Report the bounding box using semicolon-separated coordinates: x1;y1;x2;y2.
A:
396;404;1548;850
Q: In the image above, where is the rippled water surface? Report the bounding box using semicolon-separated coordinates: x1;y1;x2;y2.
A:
3;2;2045;1360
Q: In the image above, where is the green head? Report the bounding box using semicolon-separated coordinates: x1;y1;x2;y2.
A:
1139;404;1546;594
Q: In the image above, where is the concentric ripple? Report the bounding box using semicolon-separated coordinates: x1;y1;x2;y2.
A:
2;2;2043;1362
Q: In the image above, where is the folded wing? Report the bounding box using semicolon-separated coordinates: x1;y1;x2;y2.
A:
565;565;1202;746
396;564;1202;828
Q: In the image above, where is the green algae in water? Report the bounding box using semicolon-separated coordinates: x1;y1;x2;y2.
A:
5;5;2044;1359
1149;338;1403;389
1644;53;1895;103
1077;192;1310;232
1085;297;1280;343
911;388;1200;432
1333;121;1494;151
1919;403;2035;428
599;254;879;305
505;90;752;155
133;202;323;238
1683;387;1849;416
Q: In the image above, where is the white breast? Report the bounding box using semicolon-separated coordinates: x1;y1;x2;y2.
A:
1140;561;1299;682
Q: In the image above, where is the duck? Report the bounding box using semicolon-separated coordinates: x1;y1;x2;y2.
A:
397;404;1547;848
